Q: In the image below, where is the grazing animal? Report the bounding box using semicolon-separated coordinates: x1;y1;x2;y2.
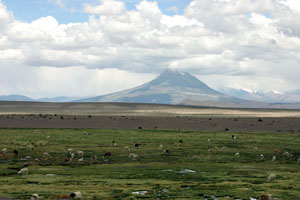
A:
254;147;258;151
92;155;97;161
208;148;213;154
27;143;34;150
232;135;236;140
290;154;296;160
83;132;90;135
268;174;276;182
31;194;39;200
43;152;50;158
272;156;276;162
13;149;19;156
159;144;163;150
18;168;28;175
124;146;130;152
66;153;75;162
235;152;240;157
25;156;32;160
207;139;210;143
135;143;141;148
0;148;7;154
104;152;112;157
78;157;84;162
77;151;84;157
260;154;265;161
67;148;73;155
259;194;272;200
283;152;289;157
178;139;183;147
129;153;138;160
163;149;169;154
112;141;117;146
70;191;82;199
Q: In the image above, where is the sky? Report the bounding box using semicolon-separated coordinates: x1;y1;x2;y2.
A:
1;0;300;98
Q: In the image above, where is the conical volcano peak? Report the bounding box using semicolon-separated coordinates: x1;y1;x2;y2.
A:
164;68;187;75
79;68;234;104
151;68;210;89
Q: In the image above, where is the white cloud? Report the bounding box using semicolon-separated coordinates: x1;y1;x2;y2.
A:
83;0;126;16
249;13;274;25
280;0;300;14
136;1;162;20
0;1;13;31
0;49;23;60
1;0;300;97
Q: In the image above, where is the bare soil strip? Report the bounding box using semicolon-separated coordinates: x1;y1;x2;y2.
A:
0;101;300;132
0;114;299;133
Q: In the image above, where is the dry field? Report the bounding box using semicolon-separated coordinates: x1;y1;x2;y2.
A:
0;101;300;132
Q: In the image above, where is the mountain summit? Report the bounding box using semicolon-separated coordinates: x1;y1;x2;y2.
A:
149;69;213;89
78;69;240;104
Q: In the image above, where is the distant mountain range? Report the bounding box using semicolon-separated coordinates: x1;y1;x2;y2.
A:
0;95;83;102
220;88;300;103
1;69;300;109
0;95;34;102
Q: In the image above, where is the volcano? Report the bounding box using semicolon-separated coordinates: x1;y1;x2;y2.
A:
78;69;256;106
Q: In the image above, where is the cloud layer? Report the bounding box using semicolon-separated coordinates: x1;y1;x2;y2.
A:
1;0;300;97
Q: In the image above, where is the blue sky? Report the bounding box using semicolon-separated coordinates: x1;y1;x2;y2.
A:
2;0;192;24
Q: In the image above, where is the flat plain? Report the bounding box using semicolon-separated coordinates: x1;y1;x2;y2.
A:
0;102;300;199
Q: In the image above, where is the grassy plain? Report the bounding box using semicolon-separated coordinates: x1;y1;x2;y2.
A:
0;128;300;199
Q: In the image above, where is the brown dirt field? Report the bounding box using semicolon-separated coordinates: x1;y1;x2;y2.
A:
0;114;300;133
0;101;300;132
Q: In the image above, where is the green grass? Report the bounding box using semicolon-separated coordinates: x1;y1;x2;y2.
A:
0;129;300;199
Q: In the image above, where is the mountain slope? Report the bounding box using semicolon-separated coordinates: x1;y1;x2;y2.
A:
78;69;245;104
37;96;85;102
0;95;34;102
